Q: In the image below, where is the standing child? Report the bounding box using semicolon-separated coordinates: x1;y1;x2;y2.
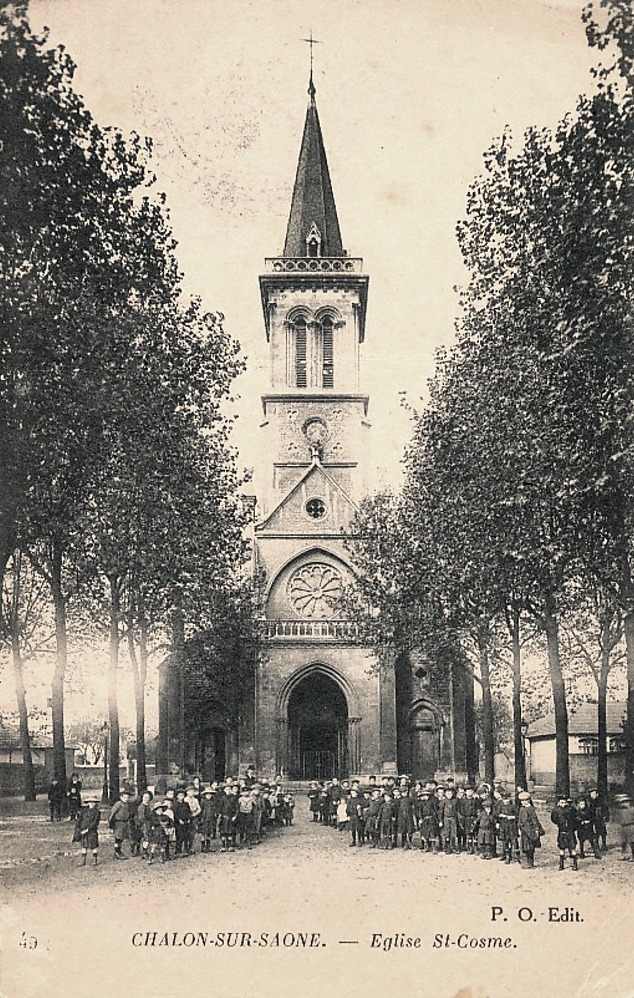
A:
108;790;131;860
587;788;609;852
476;798;497;859
517;791;544;868
551;795;579;871
336;796;349;833
575;797;601;860
136;791;154;859
496;792;520;864
378;792;394;849
73;795;100;866
417;788;439;853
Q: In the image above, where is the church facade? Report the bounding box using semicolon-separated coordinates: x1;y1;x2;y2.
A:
250;79;474;782
158;78;476;784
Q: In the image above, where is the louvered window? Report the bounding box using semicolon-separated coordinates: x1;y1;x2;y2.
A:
295;319;307;387
322;318;334;388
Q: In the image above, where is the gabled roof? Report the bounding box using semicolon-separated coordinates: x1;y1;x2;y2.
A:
256;461;358;533
527;701;627;739
283;88;344;258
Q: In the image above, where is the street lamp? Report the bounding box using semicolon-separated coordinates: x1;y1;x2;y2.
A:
520;720;529;785
101;722;109;804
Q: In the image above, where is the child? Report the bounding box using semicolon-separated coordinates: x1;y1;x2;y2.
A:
587;788;609;852
496;792;520;864
73;795;100;866
439;786;459;854
365;790;382;848
346;788;363;847
458;786;479;855
575;797;601;859
378;792;394;849
147;800;168;864
551;795;579;871
136;791;154;859
185;785;202;854
200;786;216;853
517;791;544;868
417;788;439;853
336;796;349;832
476;798;496;859
108;789;131;860
307;781;320;822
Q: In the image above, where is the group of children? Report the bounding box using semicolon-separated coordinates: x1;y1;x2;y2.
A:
72;772;295;867
307;775;614;870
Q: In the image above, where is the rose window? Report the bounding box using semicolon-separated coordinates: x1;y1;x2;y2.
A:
288;563;343;618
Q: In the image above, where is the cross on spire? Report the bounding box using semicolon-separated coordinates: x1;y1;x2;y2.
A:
301;31;322;101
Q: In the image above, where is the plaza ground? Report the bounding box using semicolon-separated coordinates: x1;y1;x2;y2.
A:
1;795;633;998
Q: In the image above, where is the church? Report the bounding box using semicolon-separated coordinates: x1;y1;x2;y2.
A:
158;75;476;785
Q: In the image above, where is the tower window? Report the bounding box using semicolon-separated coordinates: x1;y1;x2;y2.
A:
307;238;319;258
295;318;307;388
322;317;334;388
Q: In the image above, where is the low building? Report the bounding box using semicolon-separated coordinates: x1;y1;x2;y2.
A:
526;701;627;788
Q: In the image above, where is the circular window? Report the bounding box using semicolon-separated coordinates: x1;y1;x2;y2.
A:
288;563;343;618
306;498;327;519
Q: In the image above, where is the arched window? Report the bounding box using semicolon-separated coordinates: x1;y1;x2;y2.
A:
321;317;334;388
294;317;307;388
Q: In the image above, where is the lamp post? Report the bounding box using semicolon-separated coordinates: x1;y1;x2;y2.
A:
101;722;109;804
520;720;529;787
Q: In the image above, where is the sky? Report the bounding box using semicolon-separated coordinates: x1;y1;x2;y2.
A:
1;0;599;726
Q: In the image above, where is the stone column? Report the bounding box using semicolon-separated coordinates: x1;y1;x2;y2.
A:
379;657;398;774
275;717;288;778
348;717;362;776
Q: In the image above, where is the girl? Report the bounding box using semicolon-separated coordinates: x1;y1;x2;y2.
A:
73;795;100;866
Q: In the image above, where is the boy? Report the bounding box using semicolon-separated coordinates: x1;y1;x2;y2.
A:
517;790;544;868
200;786;216;853
439;786;459;854
458;786;479;854
575;796;601;859
73;795;100;866
378;791;394;849
476;798;496;858
496;791;520;864
551;795;579;870
346;787;363;846
417;788;439;853
108;789;131;860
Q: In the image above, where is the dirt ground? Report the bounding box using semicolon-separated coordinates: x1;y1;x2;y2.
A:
1;795;633;998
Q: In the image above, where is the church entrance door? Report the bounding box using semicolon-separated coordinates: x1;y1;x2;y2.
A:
287;672;348;780
409;706;440;781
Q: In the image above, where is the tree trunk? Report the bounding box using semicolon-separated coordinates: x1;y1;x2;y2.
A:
50;543;68;790
597;670;609;800
543;608;570;797
156;654;169;776
509;608;526;791
108;575;121;802
136;620;149;793
11;637;37;800
477;627;495;785
171;602;186;775
624;609;634;794
464;665;478;785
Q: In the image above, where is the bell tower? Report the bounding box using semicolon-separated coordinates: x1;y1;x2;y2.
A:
258;78;371;515
252;76;398;781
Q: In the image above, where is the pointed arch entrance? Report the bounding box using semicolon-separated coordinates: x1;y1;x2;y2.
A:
277;664;359;780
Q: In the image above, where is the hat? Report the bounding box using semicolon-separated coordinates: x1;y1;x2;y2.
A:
150;799;165;811
518;791;531;801
119;789;130;797
84;795;100;804
202;787;213;796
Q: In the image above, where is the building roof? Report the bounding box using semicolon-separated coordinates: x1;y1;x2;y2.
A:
283;84;344;258
526;701;627;739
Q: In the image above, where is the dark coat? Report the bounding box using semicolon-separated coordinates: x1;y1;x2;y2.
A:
108;800;131;839
73;805;100;850
518;804;544;851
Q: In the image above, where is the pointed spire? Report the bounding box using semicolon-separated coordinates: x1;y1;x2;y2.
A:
283;89;344;258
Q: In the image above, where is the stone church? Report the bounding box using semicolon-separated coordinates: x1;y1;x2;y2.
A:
158;77;475;784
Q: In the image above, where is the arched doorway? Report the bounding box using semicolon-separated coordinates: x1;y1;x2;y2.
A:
287;672;348;780
409;702;441;781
